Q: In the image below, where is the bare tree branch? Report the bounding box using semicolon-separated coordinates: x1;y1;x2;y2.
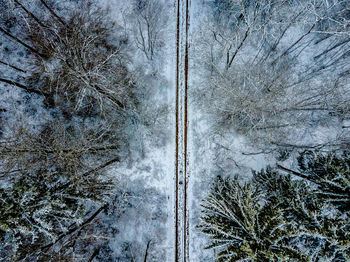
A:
144;240;152;262
88;247;100;262
13;0;47;28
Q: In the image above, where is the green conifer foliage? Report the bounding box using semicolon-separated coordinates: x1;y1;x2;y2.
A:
297;151;350;211
255;166;350;261
199;176;308;262
0;121;115;259
200;151;350;261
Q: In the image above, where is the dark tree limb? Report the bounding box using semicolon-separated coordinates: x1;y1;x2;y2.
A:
144;240;152;262
277;164;313;181
13;0;47;28
227;28;250;69
0;60;26;73
63;61;126;109
39;0;66;26
272;24;315;65
0;169;23;178
82;156;120;177
241;149;275;156
277;164;344;192
2;145;120;154
93;84;125;109
271;142;326;150
88;247;100;262
0;26;42;56
54;156;120;192
41;204;107;251
314;38;350;60
0;77;42;95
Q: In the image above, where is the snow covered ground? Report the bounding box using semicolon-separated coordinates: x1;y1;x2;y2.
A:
2;0;348;261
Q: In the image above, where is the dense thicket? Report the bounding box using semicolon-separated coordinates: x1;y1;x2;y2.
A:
200;151;350;261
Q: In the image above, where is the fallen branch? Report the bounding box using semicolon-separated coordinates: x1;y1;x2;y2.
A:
242;149;275;156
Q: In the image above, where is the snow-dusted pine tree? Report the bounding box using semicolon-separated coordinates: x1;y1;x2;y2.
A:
255;165;350;261
0;120;117;260
200;151;350;261
199;176;308;261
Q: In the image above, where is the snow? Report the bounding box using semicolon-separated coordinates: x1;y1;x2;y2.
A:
1;0;349;261
92;0;177;260
0;0;177;260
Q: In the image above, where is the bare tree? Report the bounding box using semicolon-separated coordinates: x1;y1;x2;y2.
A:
0;0;135;117
132;0;168;60
196;0;350;152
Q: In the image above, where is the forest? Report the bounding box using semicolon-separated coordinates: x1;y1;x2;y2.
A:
0;0;171;260
0;0;349;261
193;0;350;261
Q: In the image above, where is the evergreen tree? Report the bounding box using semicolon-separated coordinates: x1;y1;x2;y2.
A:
200;151;350;261
0;121;116;260
199;176;308;261
255;166;350;261
297;151;350;212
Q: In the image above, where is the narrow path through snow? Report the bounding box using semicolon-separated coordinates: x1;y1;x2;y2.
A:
175;0;190;261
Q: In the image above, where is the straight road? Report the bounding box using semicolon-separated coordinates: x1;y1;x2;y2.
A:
175;0;190;261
